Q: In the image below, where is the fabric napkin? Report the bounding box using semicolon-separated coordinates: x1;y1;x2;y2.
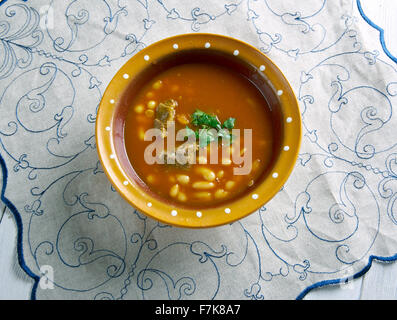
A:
1;0;397;300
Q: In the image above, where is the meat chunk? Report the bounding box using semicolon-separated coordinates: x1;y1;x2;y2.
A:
153;99;199;168
157;143;198;168
154;99;178;138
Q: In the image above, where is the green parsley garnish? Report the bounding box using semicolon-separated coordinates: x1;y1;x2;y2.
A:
188;109;236;147
191;109;222;130
222;117;236;130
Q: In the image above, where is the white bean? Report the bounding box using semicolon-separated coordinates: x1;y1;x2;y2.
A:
225;180;236;190
176;174;190;185
214;189;228;199
145;109;154;118
147;100;157;109
177;192;187;202
169;184;179;197
134;104;144;114
217;170;225;179
195;167;216;182
192;181;215;190
152;80;163;90
193;192;212;200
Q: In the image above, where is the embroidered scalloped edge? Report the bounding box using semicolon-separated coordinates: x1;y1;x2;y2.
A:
356;0;397;64
296;253;397;299
0;0;28;7
2;151;397;300
0;154;39;300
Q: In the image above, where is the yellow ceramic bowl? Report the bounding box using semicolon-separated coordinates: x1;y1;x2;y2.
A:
96;33;301;228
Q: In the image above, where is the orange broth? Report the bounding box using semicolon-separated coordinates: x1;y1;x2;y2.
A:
124;63;274;208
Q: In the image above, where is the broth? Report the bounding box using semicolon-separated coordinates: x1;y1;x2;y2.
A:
123;62;278;208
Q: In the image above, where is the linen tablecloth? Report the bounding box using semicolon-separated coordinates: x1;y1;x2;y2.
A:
1;0;397;300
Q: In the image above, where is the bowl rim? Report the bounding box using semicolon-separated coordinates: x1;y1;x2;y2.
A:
96;33;302;228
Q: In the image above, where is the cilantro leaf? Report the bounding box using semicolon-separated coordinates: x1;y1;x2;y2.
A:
191;109;221;130
186;110;237;147
222;117;236;130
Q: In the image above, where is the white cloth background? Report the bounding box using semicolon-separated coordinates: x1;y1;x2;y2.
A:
0;0;397;300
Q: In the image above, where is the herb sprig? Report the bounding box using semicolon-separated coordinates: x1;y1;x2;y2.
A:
185;109;236;147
